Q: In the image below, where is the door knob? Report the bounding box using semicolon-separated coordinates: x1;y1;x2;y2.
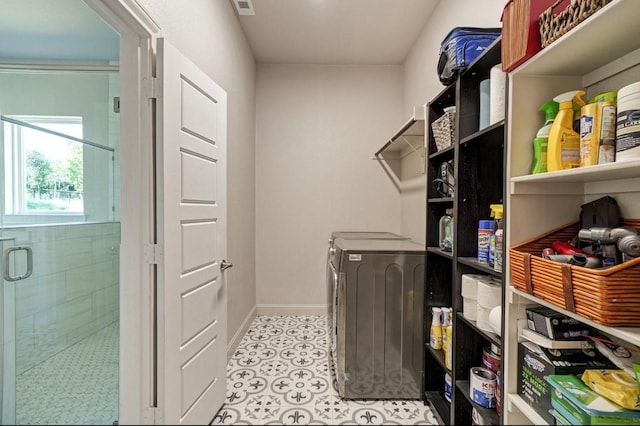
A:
221;260;233;271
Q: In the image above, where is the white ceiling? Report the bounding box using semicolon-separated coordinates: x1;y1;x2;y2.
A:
0;0;440;65
230;0;441;64
0;0;119;62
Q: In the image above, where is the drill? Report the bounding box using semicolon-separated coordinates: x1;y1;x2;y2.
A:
578;226;640;265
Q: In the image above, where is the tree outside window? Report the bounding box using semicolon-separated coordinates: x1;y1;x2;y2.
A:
4;116;84;214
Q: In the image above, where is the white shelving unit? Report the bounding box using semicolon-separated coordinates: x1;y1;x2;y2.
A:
503;1;640;424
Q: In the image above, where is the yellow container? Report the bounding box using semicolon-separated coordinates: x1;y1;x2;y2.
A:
548;90;584;171
580;101;617;166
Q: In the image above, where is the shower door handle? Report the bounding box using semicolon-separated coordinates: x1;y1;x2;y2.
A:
3;246;33;282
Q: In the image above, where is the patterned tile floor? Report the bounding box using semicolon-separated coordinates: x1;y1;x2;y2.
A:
213;315;437;425
15;321;119;425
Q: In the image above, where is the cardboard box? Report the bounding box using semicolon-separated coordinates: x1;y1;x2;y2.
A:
517;341;615;424
526;305;591;340
549;375;640;425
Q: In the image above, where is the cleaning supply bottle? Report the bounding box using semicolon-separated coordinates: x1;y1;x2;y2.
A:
439;209;454;252
441;307;452;355
430;307;443;350
531;100;559;174
491;204;504;273
444;309;453;371
548;90;586;171
489;204;503;270
478;220;493;264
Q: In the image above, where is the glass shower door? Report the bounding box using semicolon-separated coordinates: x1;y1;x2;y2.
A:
0;112;120;425
0;224;17;424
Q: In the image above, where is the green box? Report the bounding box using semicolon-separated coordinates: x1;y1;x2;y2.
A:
553;408;574;425
518;341;615;424
549;375;640;425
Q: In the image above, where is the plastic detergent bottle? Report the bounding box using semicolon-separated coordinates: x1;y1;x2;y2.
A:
547;90;585;171
580;91;617;166
444;309;453;371
430;307;442;350
439;208;454;252
441;307;451;357
491;205;504;273
531;100;559;174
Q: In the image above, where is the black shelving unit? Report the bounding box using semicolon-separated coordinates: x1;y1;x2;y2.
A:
423;37;504;425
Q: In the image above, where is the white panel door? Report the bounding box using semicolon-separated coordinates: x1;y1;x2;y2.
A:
156;38;228;425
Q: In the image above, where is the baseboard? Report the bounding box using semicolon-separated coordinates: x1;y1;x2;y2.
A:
256;304;328;317
226;305;256;361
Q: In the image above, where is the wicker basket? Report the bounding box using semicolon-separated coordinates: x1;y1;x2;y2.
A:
539;0;612;48
510;219;640;327
432;107;456;152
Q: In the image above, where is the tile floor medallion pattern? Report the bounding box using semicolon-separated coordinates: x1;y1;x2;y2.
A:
16;321;119;425
214;315;437;425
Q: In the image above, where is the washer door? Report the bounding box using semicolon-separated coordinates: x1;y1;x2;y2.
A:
327;261;338;361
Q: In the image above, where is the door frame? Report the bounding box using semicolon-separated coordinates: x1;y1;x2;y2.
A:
83;1;159;424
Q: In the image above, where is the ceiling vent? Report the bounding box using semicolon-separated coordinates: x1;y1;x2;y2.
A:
233;0;255;16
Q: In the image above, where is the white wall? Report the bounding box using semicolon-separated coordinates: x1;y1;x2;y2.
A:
135;0;507;323
400;0;506;243
255;64;403;312
403;0;505;116
135;0;257;345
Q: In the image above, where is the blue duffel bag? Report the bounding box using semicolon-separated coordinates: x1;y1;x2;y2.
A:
437;27;501;86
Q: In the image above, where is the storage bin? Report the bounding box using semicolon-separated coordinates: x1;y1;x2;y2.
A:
539;0;612;49
548;375;640;424
432;106;456;152
500;0;556;72
510;219;640;327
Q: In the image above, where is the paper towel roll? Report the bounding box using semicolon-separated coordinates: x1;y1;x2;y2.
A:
476;305;494;333
461;274;482;298
479;78;491;130
477;277;501;309
463;297;478;321
489;64;506;125
489;306;501;336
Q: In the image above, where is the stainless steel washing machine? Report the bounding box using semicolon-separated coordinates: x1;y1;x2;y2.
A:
327;232;409;335
327;236;425;399
326;232;409;369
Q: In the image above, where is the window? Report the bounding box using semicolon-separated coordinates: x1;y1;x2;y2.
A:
4;116;84;215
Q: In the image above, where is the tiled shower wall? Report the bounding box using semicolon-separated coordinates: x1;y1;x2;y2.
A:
7;222;120;375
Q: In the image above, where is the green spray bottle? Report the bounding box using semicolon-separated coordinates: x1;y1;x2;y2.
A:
531;100;559;174
547;90;585;172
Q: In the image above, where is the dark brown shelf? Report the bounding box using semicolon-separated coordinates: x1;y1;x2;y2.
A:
428;144;455;159
425;391;450;425
456;312;501;348
426;344;450;373
455;380;499;425
457;257;502;278
427;197;454;204
459;120;504;146
427;247;453;259
424;36;503;426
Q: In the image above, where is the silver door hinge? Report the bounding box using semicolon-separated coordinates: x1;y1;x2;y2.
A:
144;243;163;264
144;77;162;99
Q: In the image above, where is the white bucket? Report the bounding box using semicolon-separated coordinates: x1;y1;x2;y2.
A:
470;367;496;408
616;81;640;161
